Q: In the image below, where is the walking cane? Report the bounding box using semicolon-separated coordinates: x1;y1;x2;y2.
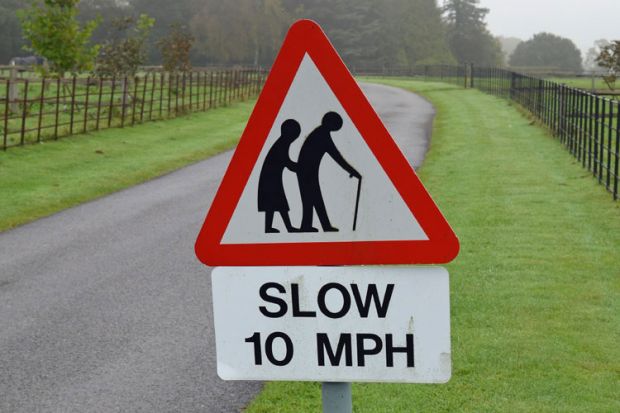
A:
352;176;362;231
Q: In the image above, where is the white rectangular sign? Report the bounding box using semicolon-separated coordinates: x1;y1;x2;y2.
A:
211;266;451;383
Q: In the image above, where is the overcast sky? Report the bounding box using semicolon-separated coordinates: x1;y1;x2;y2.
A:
476;0;618;55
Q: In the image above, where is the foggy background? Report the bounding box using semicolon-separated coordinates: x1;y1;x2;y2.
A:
0;0;617;72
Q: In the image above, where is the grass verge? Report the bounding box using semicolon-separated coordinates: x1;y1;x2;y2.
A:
245;80;620;412
0;101;254;232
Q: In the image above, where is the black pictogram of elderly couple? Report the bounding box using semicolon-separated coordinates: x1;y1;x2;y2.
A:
258;112;362;233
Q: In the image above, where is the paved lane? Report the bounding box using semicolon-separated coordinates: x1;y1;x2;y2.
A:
360;83;434;170
0;83;434;412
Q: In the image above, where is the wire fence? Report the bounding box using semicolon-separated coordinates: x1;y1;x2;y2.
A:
1;68;267;150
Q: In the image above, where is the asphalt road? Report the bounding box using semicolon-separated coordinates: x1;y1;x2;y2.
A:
0;83;434;412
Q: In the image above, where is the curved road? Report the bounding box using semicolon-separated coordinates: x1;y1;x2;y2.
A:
0;83;434;412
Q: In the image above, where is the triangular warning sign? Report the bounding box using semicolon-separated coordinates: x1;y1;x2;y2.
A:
195;20;459;266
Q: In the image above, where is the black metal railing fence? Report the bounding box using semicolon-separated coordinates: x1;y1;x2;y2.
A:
353;63;618;200
1;67;267;150
472;66;619;200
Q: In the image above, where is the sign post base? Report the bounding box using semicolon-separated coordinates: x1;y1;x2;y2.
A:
322;382;352;413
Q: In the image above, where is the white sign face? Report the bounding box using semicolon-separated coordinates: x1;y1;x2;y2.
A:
211;266;451;383
221;54;428;244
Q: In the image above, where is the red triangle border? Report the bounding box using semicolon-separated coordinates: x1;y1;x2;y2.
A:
195;20;459;266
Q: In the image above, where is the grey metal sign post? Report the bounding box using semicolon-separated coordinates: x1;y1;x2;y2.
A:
322;382;352;413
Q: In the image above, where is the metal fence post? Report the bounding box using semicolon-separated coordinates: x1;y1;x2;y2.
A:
593;97;600;176
69;76;77;135
108;77;116;128
614;103;619;200
587;94;593;170
95;77;103;131
2;79;8;149
140;73;148;123
131;76;139;126
181;72;187;111
37;78;46;142
20;79;29;145
202;71;208;110
83;77;91;133
149;72;156;120
159;72;165;119
598;98;605;183
120;76;128;127
606;100;613;189
322;382;352;413
208;71;214;109
54;77;61;138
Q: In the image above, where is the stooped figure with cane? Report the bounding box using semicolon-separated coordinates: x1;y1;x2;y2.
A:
296;111;361;233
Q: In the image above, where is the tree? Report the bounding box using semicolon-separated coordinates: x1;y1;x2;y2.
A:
17;0;100;76
443;0;502;66
497;36;522;65
190;0;290;66
157;24;194;73
509;32;583;73
584;39;610;73
596;40;620;90
78;0;133;47
130;0;201;64
371;0;454;68
287;0;454;69
95;14;154;78
390;0;455;66
296;0;380;65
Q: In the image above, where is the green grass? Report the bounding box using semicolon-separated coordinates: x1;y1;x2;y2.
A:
245;80;620;412
545;76;613;92
0;100;254;231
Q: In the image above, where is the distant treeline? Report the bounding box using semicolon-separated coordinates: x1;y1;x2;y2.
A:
1;0;503;68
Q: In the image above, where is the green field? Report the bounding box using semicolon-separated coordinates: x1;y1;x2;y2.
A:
245;80;620;412
0;99;254;231
544;76;616;93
